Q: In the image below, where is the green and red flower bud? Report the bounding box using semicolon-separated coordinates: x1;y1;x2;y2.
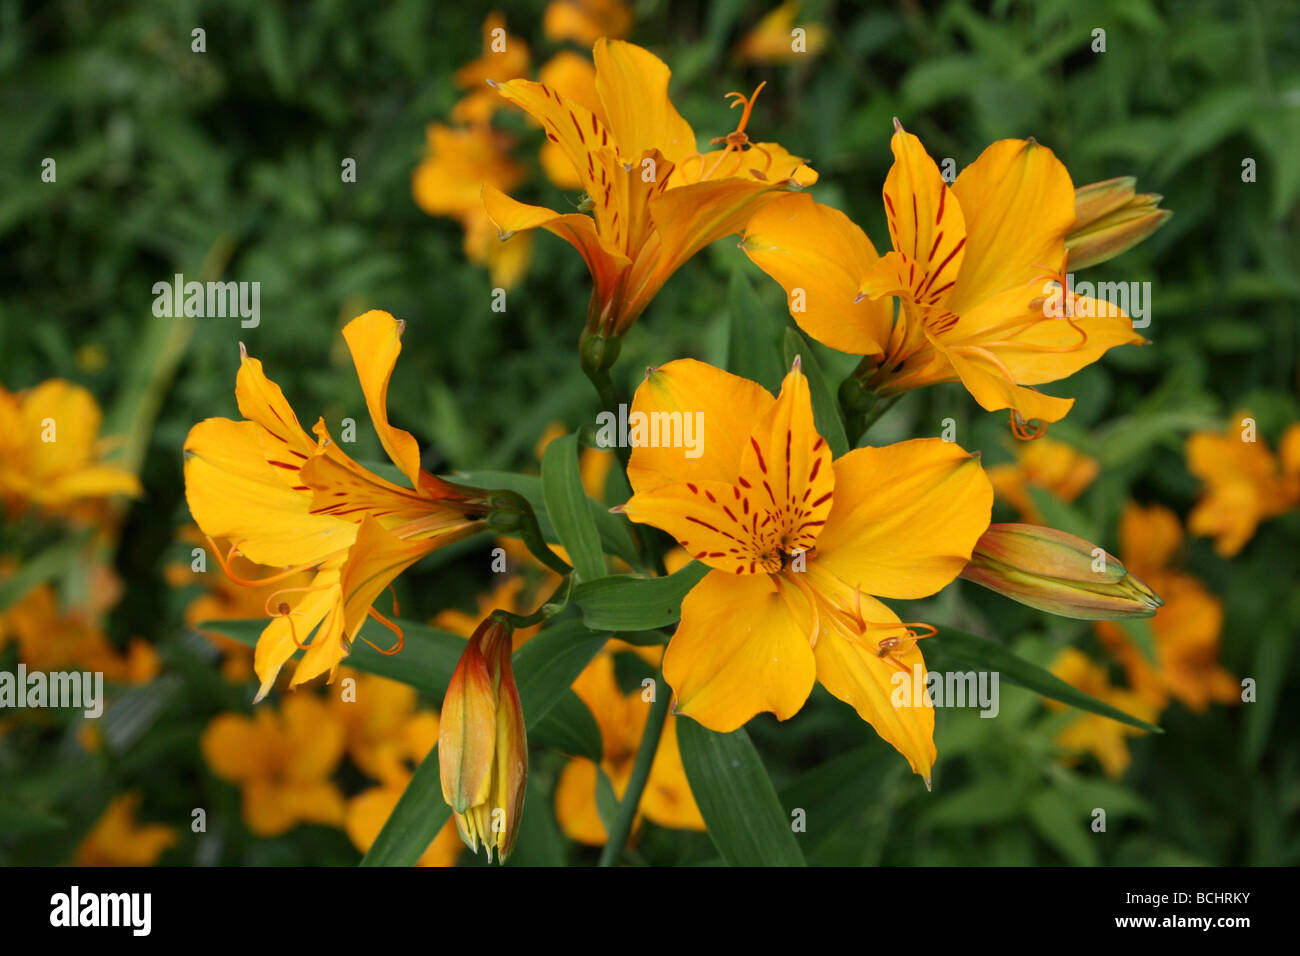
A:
1066;177;1171;270
438;617;526;863
960;523;1162;621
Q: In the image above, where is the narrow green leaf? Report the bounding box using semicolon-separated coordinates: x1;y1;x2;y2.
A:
533;692;603;761
541;433;607;581
781;328;849;458
677;720;806;866
926;626;1162;733
727;268;785;392
0;536;86;613
572;561;709;630
1026;789;1100;866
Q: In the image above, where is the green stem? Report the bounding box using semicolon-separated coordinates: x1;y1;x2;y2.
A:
596;669;672;866
490;574;572;629
855;394;899;440
486;489;572;576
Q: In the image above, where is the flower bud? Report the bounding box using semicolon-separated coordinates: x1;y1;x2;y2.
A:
439;617;526;862
960;523;1162;621
1065;177;1171;270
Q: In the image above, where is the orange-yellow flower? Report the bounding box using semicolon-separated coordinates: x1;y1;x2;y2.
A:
743;124;1147;428
555;644;704;844
987;436;1099;522
484;39;817;337
1094;503;1239;712
543;0;633;47
449;13;532;127
201;692;347;836
182;310;490;701
335;674;463;866
0;379;140;518
412;124;534;289
616;359;993;782
0;582;159;684
1186;415;1300;557
75;791;177;866
735;1;827;62
1048;647;1158;778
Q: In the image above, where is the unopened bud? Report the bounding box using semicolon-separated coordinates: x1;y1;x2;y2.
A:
960;523;1162;620
1066;177;1171;270
439;617;526;862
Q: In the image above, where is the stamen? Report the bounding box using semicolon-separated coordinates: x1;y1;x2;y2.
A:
1009;411;1049;441
360;605;405;656
206;535;324;588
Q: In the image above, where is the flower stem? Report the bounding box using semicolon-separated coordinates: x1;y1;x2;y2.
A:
597;669;672;866
485;489;572;576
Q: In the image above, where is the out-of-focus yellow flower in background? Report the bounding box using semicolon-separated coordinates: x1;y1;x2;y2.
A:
0;379;140;519
987;437;1099;523
75;791;177;866
1049;647;1158;778
555;643;704;844
1186;415;1300;557
735;1;827;62
1095;503;1239;713
0;582;159;684
544;0;633;47
201;693;347;836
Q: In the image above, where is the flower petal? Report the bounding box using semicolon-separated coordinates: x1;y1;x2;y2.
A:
341;311;425;490
949;138;1075;314
183;418;355;567
813;439;992;599
742;193;892;357
625;358;773;493
663;569;816;731
811;592;936;783
593;38;697;164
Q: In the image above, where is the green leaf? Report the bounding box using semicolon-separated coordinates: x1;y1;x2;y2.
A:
677;720;806;866
726;268;785;391
782;328;850;458
534;692;603;761
541;432;607;581
1026;789;1100;867
572;561;709;630
926;626;1162;734
361;619;609;866
1118;617;1159;665
0;535;86;613
455;468;641;569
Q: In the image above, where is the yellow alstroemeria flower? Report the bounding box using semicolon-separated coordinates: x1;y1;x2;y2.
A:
735;1;828;63
615;359;993;782
413;123;534;290
1048;647;1158;778
75;791;177;866
987;436;1099;523
1;582;159;684
555;644;704;844
201;692;347;836
1095;503;1239;712
183;310;490;702
543;0;633;47
448;12;532;128
1185;415;1300;557
743;123;1145;429
483;38;817;337
0;379;141;517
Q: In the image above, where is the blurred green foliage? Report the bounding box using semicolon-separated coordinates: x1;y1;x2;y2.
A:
0;0;1297;866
